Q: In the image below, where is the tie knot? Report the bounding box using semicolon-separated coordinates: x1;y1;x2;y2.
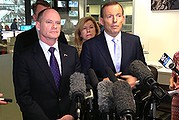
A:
49;47;55;54
112;38;116;43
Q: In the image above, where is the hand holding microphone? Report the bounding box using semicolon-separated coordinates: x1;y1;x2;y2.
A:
159;53;179;86
0;93;12;105
159;53;179;75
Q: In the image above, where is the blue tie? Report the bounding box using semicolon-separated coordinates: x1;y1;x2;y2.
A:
49;47;61;89
112;38;121;72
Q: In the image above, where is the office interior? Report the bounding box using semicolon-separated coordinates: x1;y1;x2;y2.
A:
0;0;178;119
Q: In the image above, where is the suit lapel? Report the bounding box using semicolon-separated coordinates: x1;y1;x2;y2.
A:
96;33;116;71
32;42;58;93
58;44;67;76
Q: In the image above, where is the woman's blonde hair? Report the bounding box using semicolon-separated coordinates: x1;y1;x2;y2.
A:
74;16;100;46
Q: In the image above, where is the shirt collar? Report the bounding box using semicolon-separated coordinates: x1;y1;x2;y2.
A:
104;31;121;41
39;40;59;53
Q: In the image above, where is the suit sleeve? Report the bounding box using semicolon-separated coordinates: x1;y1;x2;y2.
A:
13;53;50;120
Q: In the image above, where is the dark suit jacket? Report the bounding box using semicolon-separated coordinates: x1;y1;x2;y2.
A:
80;31;146;83
13;41;81;120
14;27;68;53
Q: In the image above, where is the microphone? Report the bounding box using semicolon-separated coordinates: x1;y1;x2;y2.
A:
159;53;179;75
85;84;94;112
112;79;136;120
97;80;114;120
159;53;173;69
105;67;117;82
69;72;86;119
0;98;12;102
169;63;179;75
88;68;99;88
129;60;167;100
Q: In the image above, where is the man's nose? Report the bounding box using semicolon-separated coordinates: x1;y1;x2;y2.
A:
113;16;117;23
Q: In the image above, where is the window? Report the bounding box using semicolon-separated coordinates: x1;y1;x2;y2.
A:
57;1;66;7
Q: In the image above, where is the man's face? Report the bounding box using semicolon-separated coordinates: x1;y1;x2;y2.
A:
100;4;124;37
36;9;61;42
33;4;50;22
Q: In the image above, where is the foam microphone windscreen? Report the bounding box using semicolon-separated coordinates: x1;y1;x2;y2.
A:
112;80;136;117
129;60;168;100
69;72;86;100
97;80;114;113
129;60;154;85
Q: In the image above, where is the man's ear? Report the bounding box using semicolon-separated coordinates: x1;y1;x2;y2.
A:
36;21;40;31
122;15;125;24
99;17;104;26
32;14;37;22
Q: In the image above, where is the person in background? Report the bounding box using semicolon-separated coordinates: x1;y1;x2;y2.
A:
97;21;104;33
80;1;146;119
0;93;8;105
10;18;18;30
62;16;75;35
169;51;179;120
13;8;80;120
0;21;3;31
63;17;75;30
74;16;100;55
14;0;68;54
5;25;10;31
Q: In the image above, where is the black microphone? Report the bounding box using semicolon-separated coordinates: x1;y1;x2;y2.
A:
88;68;99;88
112;79;136;120
159;53;179;75
105;67;117;82
0;98;13;102
129;60;167;100
69;72;86;119
169;63;179;75
97;80;114;120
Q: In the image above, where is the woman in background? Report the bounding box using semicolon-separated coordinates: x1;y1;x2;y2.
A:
169;51;179;120
74;16;100;54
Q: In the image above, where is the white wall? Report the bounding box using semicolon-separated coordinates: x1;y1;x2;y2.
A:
133;0;179;62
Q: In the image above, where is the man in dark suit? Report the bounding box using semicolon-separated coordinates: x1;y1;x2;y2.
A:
80;1;146;119
14;0;68;54
13;8;80;120
80;1;146;87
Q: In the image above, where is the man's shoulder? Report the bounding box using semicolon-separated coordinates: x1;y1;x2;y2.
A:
84;33;104;44
60;43;76;50
122;31;139;39
16;27;36;39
